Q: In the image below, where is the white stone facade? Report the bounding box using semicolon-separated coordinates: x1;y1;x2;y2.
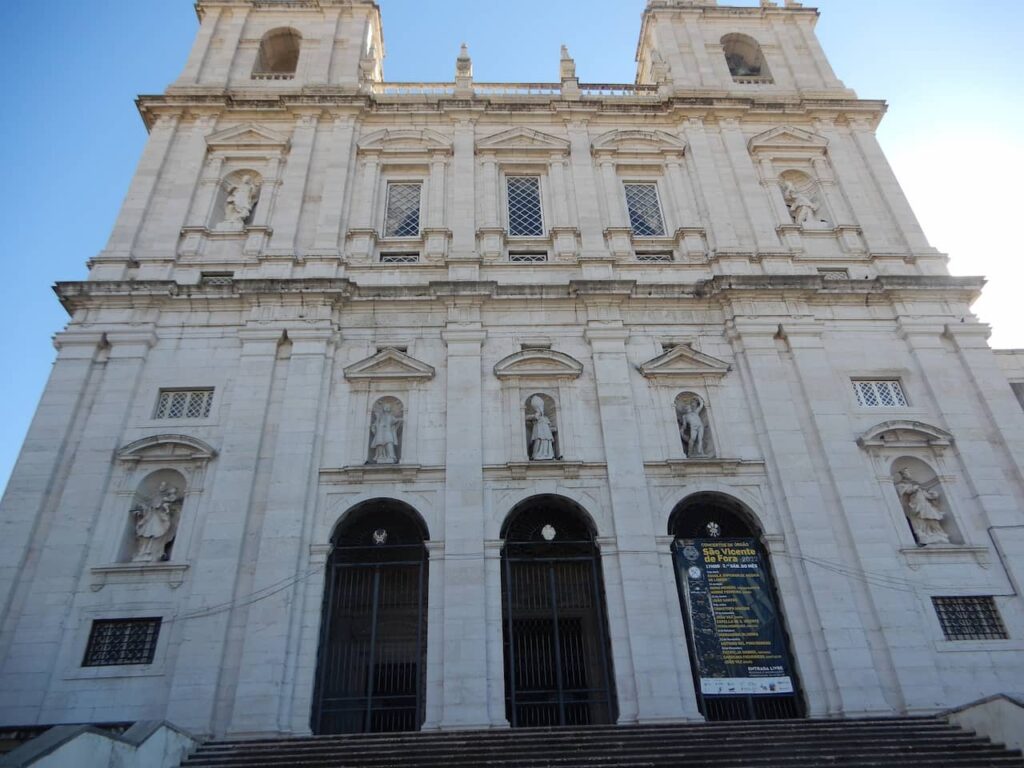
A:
2;0;1023;739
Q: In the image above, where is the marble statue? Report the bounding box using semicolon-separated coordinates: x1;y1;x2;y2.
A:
526;395;556;461
130;481;182;563
894;469;950;545
782;181;818;227
678;396;707;457
223;175;258;225
370;402;403;464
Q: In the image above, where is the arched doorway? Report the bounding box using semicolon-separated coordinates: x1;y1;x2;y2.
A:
312;499;428;734
669;493;803;721
501;495;617;727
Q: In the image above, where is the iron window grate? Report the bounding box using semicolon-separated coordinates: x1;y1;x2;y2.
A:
82;618;162;666
383;183;422;238
380;253;420;264
635;251;673;262
509;252;548;263
818;268;849;280
507;177;544;237
624;183;666;237
852;380;907;408
155;389;213;419
932;597;1008;641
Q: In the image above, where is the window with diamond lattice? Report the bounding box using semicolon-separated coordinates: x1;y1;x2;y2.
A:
383;183;421;238
506;177;543;237
932;597;1008;641
155;389;214;419
852;380;907;408
82;618;161;666
624;183;666;237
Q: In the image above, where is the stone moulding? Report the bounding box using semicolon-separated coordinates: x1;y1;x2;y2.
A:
319;464;440;484
644;458;764;476
486;461;602;481
638;343;730;380
343;347;436;381
116;434;218;464
89;562;190;592
493;349;584;380
898;545;990;570
857;420;954;450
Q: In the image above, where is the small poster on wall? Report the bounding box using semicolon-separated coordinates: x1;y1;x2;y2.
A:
676;539;794;696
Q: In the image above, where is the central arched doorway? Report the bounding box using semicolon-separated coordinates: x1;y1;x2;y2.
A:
669;493;804;721
312;499;428;734
501;495;617;727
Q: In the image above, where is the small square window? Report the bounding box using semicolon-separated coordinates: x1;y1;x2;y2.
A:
82;618;162;666
383;183;421;238
380;252;420;264
624;182;666;237
932;597;1008;641
509;252;548;263
852;380;907;408
506;177;544;237
635;251;673;262
155;389;214;419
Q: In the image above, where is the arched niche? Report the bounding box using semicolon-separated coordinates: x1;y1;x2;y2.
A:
524;392;560;461
253;27;302;77
778;169;830;229
890;457;962;546
367;396;405;465
674;392;715;459
211;169;262;230
721;33;771;81
122;468;186;564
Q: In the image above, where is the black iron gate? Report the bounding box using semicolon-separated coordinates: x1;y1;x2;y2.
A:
312;541;427;734
502;544;616;727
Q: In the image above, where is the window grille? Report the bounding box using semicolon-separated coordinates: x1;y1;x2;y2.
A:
636;251;673;262
852;380;907;408
383;183;421;238
932;597;1008;641
200;271;234;285
506;177;544;237
818;268;849;280
155;389;214;419
624;183;666;237
82;618;161;666
509;252;548;263
380;253;420;264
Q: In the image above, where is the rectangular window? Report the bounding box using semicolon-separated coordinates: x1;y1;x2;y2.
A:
852;380;907;408
624;182;666;237
383;182;422;238
509;252;548;263
635;251;673;262
380;252;420;264
506;176;544;237
932;597;1008;641
1012;382;1024;412
155;389;214;419
82;618;162;666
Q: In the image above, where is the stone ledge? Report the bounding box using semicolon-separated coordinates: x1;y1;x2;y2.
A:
319;464;443;484
898;544;991;570
644;458;766;477
484;461;605;480
89;563;189;592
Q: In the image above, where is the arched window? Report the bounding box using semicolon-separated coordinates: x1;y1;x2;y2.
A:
253;28;302;78
721;34;772;82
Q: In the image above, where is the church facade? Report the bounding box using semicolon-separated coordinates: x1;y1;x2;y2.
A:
2;0;1023;739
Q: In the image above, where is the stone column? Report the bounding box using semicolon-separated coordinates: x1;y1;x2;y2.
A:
438;318;489;729
567;123;610;268
306;9;342;85
311;115;357;256
229;328;333;734
479;154;498;229
484;540;509;726
681;118;738;250
201;8;248;86
584;319;692;723
422;540;446;729
166;330;282;733
0;330;155;722
427;152;447;230
173;7;221;87
719;118;781;251
448;121;477;274
599;158;627;228
266;114;319;258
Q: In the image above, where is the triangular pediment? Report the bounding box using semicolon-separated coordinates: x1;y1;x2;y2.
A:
494;349;583;380
117;434;218;463
592;129;687;155
205;124;290;151
357;128;452;154
748;125;828;154
476;127;570;154
639;344;730;380
344;348;436;381
857;420;953;450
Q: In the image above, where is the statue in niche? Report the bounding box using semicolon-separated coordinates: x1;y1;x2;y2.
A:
676;394;710;458
130;481;182;563
222;175;258;226
369;400;403;464
526;395;556;461
782;180;829;229
894;468;950;545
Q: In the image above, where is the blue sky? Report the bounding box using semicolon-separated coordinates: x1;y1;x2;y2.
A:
1;0;1022;495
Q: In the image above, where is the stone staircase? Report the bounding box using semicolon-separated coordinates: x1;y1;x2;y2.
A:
180;717;1024;767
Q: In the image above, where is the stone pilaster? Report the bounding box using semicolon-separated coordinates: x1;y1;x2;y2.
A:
266;114;319;258
311;115;357;256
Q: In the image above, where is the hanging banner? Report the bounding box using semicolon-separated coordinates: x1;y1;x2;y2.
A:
676;539;794;696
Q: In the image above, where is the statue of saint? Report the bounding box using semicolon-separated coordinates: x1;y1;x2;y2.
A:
223;175;258;225
370;402;403;464
894;469;950;545
678;397;707;458
782;181;819;227
526;395;556;461
130;481;182;563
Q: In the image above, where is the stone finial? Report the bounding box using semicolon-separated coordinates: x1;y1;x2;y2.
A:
456;43;473;78
560;45;576;80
